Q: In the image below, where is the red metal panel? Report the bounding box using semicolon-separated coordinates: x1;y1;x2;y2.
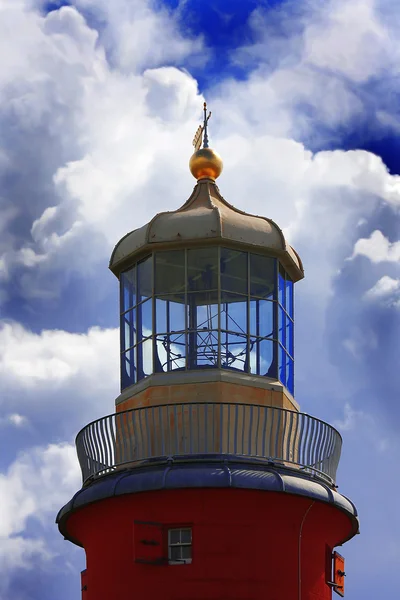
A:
333;552;345;597
133;520;165;564
81;570;88;598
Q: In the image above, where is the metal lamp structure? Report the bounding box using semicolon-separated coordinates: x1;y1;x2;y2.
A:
57;106;359;600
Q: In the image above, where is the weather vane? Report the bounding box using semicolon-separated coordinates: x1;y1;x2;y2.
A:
192;102;212;151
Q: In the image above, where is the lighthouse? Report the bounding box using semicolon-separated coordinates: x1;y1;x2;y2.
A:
57;105;359;600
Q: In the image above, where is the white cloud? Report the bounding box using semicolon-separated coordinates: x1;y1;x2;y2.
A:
0;442;80;587
0;322;119;428
365;275;400;307
0;413;28;428
350;230;400;263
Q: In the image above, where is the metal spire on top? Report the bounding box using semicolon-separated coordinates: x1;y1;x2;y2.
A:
192;102;212;151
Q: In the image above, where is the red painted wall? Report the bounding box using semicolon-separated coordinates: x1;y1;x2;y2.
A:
65;488;354;600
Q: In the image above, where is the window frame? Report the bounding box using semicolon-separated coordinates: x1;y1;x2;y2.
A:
167;527;193;565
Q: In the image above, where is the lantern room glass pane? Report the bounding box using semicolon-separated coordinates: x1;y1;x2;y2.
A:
278;265;285;306
286;318;294;357
221;293;247;335
138;256;152;302
122;308;136;351
121;266;136;312
156;296;185;335
286;276;293;318
250;338;274;376
155;251;185;296
137;338;153;380
250;299;274;339
187;247;218;292
121;348;136;388
220;248;247;294
137;298;152;342
250;254;275;298
221;332;248;371
286;355;294;394
155;333;186;372
278;344;286;384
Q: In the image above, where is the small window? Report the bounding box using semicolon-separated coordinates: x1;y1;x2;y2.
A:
168;528;192;565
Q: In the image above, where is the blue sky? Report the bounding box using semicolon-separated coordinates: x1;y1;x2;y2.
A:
0;0;399;598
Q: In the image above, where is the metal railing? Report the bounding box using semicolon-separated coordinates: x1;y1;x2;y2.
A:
76;403;342;487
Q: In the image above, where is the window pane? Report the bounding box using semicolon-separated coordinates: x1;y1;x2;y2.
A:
187;294;219;330
278;344;286;385
181;545;192;560
286;318;293;357
221;293;247;335
121;349;136;388
250;299;274;338
155;251;185;296
221;332;248;371
156;296;185;335
170;546;181;561
180;529;192;544
278;264;285;306
187;247;218;292
278;307;286;348
137;338;153;380
286;355;294;394
220;248;247;294
121;308;136;351
138;256;152;302
138;298;152;341
250;254;275;298
250;338;274;375
260;339;274;376
193;331;219;367
286;276;293;318
155;333;186;372
169;530;180;545
121;266;136;312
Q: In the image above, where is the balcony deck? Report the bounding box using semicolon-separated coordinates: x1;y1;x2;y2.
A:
76;402;342;488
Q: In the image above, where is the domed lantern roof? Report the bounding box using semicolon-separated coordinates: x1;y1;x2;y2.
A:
109;103;303;281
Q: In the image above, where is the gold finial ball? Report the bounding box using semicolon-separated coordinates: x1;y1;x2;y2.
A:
189;148;223;180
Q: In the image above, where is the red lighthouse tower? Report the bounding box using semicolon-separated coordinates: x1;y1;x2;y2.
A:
57;105;359;600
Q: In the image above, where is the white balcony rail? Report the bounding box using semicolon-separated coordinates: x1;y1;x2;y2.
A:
76;403;342;487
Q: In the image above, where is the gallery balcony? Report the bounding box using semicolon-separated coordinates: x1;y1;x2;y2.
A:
76;402;342;488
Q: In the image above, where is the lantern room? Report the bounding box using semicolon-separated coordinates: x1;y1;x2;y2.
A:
118;248;296;393
110;172;303;398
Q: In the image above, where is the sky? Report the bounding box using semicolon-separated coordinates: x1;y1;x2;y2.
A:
0;0;399;598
